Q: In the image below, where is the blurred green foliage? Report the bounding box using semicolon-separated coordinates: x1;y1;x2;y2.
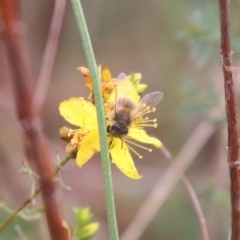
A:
0;209;40;240
178;3;220;68
0;202;43;221
180;79;218;116
178;2;240;68
179;78;226;125
73;207;99;240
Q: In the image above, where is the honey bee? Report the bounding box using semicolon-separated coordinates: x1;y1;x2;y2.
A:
107;83;163;138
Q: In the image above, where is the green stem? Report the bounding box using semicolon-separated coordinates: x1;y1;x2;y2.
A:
54;153;74;174
70;1;119;240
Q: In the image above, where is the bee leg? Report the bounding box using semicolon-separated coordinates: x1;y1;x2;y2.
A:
120;138;124;149
109;138;114;149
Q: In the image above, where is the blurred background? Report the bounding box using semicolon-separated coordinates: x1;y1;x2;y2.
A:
1;0;240;239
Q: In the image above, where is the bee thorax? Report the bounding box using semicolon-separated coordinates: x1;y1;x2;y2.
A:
113;110;132;126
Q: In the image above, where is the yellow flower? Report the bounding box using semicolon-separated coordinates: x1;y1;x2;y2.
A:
59;98;145;178
59;96;162;179
59;69;162;179
59;98;100;166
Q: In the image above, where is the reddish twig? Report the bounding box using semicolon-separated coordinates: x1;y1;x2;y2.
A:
34;0;67;110
121;120;216;240
0;188;41;233
161;146;209;240
0;153;73;233
219;0;240;239
0;0;70;239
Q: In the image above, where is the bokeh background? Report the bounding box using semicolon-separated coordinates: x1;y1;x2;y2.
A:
1;0;240;239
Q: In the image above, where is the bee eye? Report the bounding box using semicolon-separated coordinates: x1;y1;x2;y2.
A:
109;123;129;136
112;123;121;131
107;125;111;133
122;127;128;135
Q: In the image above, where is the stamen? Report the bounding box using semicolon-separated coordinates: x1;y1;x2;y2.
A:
68;128;88;136
136;124;155;127
124;142;143;159
135;107;156;119
124;138;152;152
137;118;157;124
134;123;158;128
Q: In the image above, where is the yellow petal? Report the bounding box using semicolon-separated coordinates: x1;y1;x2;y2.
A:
128;128;162;148
76;130;100;167
109;77;140;105
110;138;142;179
59;98;97;130
102;66;112;81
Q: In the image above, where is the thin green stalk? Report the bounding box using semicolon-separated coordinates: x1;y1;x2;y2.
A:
70;1;119;240
0;154;73;234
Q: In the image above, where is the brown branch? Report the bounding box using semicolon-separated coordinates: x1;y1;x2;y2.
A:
34;0;67;110
0;0;70;239
219;1;240;239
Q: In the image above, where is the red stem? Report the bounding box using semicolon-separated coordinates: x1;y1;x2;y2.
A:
219;1;240;239
0;0;70;239
161;147;210;240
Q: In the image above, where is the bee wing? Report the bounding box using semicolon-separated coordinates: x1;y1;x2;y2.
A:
115;97;136;111
116;73;132;98
117;72;128;80
139;91;164;108
109;73;140;104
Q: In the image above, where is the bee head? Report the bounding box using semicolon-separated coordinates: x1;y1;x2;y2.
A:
107;123;128;137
